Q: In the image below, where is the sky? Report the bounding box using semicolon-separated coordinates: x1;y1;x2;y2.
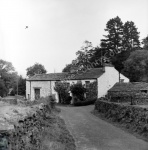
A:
0;0;148;77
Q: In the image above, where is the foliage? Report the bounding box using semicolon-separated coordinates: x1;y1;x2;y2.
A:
54;82;70;104
11;75;26;96
111;21;140;74
26;63;47;77
95;100;148;139
62;16;141;78
122;50;148;82
62;41;95;73
122;21;140;50
101;16;124;54
86;81;98;100
75;40;95;69
62;64;73;72
73;98;96;106
0;59;18;97
70;82;86;101
0;79;7;97
142;35;148;50
100;16;140;74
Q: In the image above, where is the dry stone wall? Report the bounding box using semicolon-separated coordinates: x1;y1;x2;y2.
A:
95;99;148;138
0;102;52;150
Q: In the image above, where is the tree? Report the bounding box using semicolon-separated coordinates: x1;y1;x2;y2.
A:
0;59;15;73
89;46;108;68
62;41;95;73
122;50;148;82
54;82;70;104
100;17;141;79
100;16;124;56
122;21;140;50
0;79;7;97
12;75;26;96
62;64;73;72
142;35;148;50
0;59;18;97
26;63;47;77
76;41;95;68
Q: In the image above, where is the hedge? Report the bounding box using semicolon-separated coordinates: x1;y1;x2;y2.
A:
73;98;96;106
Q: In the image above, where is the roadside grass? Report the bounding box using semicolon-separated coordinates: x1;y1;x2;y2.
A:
40;109;76;150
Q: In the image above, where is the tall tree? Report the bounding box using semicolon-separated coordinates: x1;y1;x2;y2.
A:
111;21;140;75
26;63;47;77
122;21;140;50
100;16;124;55
100;17;141;79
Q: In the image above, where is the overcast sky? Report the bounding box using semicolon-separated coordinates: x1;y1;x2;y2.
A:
0;0;148;77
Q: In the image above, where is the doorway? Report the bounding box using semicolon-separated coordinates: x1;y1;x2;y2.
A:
34;88;40;100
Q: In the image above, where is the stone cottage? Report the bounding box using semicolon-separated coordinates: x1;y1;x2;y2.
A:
26;63;129;102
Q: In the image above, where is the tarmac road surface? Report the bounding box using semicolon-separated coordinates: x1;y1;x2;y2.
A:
59;105;148;150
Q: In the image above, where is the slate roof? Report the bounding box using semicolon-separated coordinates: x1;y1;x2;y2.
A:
27;73;69;81
27;68;104;81
108;82;148;92
70;68;104;80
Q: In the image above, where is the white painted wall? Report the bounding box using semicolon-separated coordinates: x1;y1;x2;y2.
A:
97;66;129;98
26;80;59;102
26;79;96;102
26;66;129;102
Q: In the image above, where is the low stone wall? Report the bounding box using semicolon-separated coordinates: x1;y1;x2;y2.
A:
0;102;52;150
94;100;148;138
135;98;148;105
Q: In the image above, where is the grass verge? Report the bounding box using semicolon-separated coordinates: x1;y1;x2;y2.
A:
40;109;76;150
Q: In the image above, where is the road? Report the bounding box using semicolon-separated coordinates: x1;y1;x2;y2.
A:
59;105;148;150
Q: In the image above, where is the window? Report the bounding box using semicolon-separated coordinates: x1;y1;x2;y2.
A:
141;90;147;93
120;79;124;83
77;80;82;84
85;81;90;88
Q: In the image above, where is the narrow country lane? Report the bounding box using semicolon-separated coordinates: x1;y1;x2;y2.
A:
59;105;148;150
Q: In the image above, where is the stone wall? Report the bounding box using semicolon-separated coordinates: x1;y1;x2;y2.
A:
108;91;148;105
0;102;52;150
94;100;148;138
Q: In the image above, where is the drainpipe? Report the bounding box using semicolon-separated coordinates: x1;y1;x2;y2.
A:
30;81;31;100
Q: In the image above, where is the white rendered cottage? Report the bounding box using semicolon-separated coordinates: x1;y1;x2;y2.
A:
26;64;129;102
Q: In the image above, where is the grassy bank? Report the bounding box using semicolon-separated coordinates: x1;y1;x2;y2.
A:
40;110;76;150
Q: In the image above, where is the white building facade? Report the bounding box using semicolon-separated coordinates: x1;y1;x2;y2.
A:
26;64;129;102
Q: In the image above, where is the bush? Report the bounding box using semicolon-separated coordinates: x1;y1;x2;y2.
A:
86;81;97;100
73;98;96;106
70;82;86;102
54;82;70;104
94;100;148;139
